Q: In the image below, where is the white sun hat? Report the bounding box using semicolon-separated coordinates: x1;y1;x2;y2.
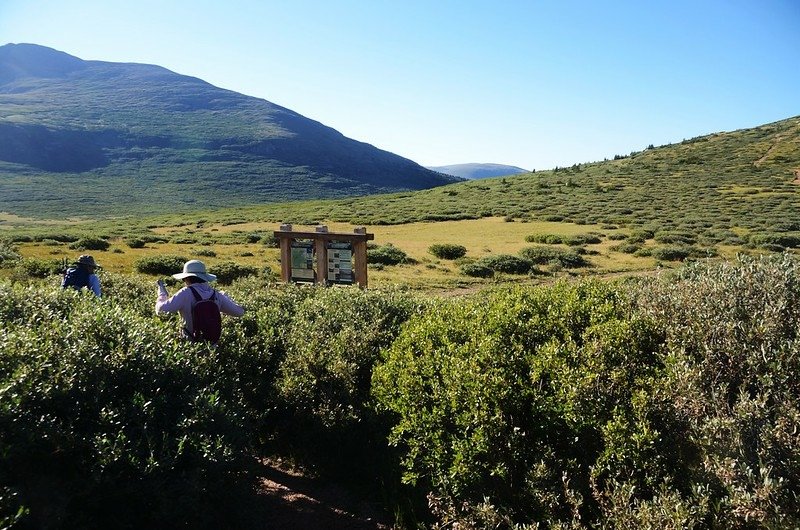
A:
172;260;217;282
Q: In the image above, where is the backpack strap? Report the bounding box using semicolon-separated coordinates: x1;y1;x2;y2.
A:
188;286;203;301
188;286;217;303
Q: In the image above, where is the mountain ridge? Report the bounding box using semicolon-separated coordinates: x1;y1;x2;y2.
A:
426;163;529;179
0;43;460;217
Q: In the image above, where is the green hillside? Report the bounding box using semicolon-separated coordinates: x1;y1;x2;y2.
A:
0;43;460;218
143;115;799;242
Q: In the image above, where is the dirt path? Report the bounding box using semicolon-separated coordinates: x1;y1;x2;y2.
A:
247;459;392;529
754;135;784;167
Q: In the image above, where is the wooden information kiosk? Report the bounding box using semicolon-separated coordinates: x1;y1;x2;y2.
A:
274;224;374;287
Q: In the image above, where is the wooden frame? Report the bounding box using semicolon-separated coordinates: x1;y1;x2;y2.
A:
273;225;375;287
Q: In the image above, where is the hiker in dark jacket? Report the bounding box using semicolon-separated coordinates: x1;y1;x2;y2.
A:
155;260;244;341
61;255;102;297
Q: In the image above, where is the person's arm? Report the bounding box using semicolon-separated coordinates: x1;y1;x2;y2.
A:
217;291;245;317
156;287;189;314
88;274;101;297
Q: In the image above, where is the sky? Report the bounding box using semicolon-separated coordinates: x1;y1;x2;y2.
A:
1;0;799;171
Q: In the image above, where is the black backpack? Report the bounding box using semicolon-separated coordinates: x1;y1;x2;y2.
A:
62;267;90;291
188;286;222;343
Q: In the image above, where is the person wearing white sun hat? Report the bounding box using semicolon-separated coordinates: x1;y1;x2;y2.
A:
155;260;244;341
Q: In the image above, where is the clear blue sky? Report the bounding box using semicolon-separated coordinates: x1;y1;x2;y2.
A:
2;0;798;170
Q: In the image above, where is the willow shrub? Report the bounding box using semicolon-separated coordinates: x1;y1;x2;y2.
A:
373;281;666;525
273;286;423;480
629;254;800;528
0;283;250;527
373;255;800;528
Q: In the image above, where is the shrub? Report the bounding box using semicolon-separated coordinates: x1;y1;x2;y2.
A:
564;234;602;245
211;261;259;285
126;238;147;249
477;254;532;274
261;233;279;248
650;246;691;261
367;244;410;265
627;230;655;244
749;232;800;249
525;234;564;244
429;244;467;260
650;245;717;262
12;258;63;279
373;282;664;525
519;245;589;268
654;231;696;245
460;262;494;278
0;284;252;527
69;237;110;251
610;243;642;254
194;248;217;257
134;255;188;276
0;241;21;267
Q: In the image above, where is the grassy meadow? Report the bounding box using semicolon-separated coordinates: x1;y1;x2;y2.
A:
3;216;714;292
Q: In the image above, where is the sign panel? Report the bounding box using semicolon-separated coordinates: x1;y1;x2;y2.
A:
327;241;354;284
290;241;315;282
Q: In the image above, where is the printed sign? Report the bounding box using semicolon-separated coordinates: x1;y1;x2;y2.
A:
290;241;315;282
327;241;353;284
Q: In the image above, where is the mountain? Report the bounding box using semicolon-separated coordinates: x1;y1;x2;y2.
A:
426;163;529;179
0;43;461;218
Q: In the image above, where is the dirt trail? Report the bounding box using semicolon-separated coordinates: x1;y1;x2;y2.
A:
754;135;784;167
248;459;391;529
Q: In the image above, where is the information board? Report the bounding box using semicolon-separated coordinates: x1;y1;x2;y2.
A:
290;241;315;282
326;241;353;284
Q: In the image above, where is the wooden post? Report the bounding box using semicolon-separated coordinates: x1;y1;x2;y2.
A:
353;240;368;288
278;224;293;283
315;242;328;284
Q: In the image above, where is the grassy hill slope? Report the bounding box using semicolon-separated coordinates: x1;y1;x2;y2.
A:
141;115;798;240
0;43;459;218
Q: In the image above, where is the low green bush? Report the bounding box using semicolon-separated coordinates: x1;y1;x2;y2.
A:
69;237;110;251
429;243;467;260
477;254;532;274
519;245;589;268
610;243;641;254
367;244;411;265
0;241;21;267
12;258;62;279
654;230;696;245
373;281;665;525
261;233;279;248
134;255;188;276
126;238;147;248
525;234;564;244
750;232;800;249
460;262;494;278
211;261;258;285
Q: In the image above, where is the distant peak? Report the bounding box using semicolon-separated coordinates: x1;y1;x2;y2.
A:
0;42;86;84
426;163;529;180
